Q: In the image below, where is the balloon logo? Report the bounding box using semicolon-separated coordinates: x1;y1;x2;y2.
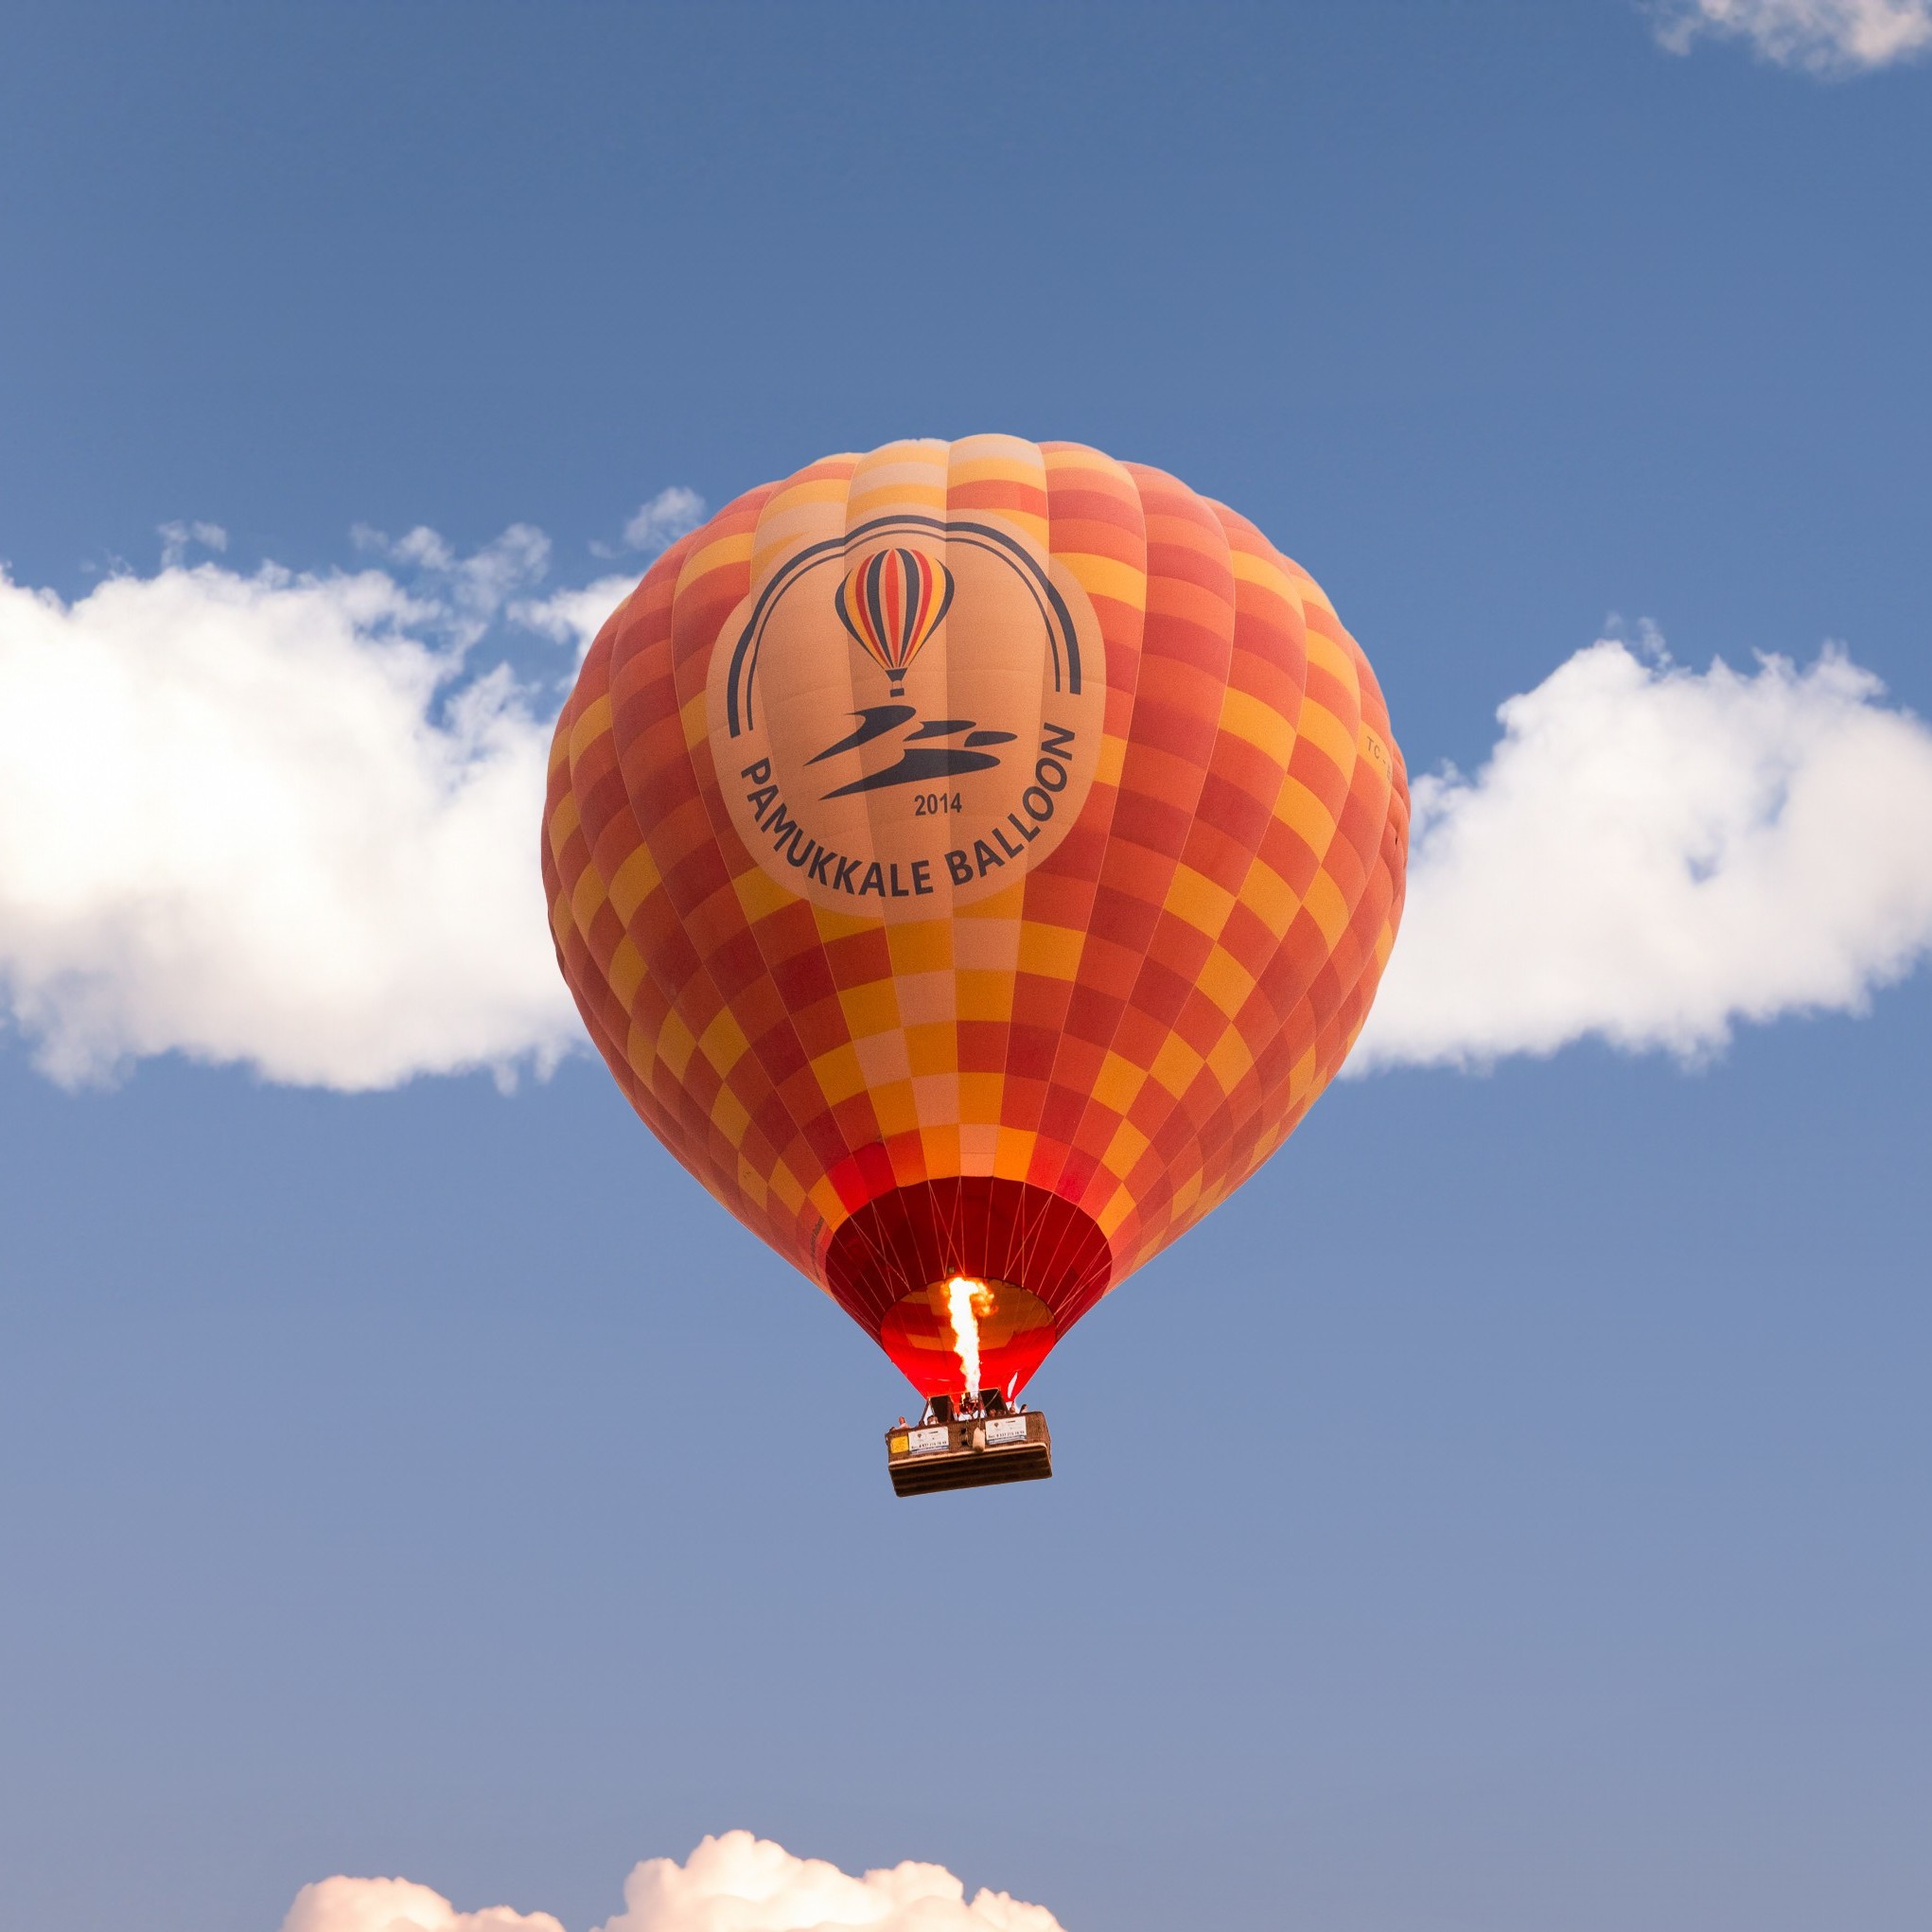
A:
834;547;955;694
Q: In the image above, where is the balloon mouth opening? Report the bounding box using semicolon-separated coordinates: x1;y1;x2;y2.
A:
822;1175;1114;1396
877;1277;1057;1401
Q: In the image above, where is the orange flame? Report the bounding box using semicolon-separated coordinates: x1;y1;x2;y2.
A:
944;1275;994;1399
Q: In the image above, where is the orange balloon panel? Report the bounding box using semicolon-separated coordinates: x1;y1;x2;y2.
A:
542;437;1409;1398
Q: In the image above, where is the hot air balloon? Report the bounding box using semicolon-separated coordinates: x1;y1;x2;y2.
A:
543;436;1408;1492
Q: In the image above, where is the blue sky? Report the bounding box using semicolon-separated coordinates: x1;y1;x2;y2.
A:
2;5;1930;1930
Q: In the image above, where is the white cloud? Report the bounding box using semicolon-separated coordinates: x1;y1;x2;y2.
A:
353;522;555;649
6;518;1928;1098
1651;0;1932;72
1353;636;1932;1071
622;486;706;556
282;1874;565;1932
0;532;584;1090
158;520;228;567
510;574;638;663
280;1834;1066;1932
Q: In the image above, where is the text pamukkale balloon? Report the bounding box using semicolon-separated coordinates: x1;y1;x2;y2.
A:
543;437;1408;1404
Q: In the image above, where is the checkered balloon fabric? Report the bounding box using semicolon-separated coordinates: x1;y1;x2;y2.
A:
543;436;1409;1397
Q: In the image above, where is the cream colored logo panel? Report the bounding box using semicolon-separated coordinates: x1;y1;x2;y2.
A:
707;513;1107;912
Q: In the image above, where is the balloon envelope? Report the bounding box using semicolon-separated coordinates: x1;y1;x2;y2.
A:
543;437;1408;1398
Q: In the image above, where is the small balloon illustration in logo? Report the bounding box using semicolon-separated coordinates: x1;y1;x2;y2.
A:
834;547;955;695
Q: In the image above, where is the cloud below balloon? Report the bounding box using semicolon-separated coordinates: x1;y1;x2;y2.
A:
279;1832;1065;1932
2;522;1928;1092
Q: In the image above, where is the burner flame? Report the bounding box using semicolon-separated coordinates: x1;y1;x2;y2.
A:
944;1275;993;1399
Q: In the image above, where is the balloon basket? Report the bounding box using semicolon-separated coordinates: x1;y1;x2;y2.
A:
884;1406;1052;1497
